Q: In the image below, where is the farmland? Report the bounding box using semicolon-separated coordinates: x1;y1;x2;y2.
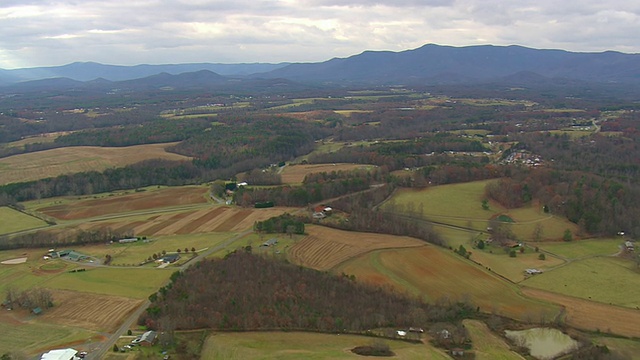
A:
522;288;640;338
288;225;423;270
333;246;561;321
521;256;640;308
0;142;190;185
384;181;580;241
0;206;49;235
200;331;451;360
31;185;210;220
463;319;525;360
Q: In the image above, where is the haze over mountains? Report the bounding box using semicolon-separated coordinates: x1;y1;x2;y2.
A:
2;44;640;92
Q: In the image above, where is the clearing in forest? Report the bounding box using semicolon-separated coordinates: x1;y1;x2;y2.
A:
280;163;374;184
0;142;190;185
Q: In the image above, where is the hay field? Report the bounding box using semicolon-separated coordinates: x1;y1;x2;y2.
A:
335;246;560;321
463;319;525;360
36;186;209;220
281;163;374;184
288;225;423;270
200;331;451;360
539;238;622;259
0;142;190;185
521;257;640;308
0;206;49;235
41;289;142;332
523;288;640;338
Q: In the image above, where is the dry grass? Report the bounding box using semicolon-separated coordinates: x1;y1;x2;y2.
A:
522;288;640;338
0;142;190;185
335;246;561;321
288;225;423;270
42;289;142;332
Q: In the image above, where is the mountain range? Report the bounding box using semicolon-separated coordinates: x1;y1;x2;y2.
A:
1;44;640;92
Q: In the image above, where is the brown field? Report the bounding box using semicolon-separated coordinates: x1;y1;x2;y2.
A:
281;163;373;184
0;142;190;185
38;186;208;220
289;225;429;270
41;289;142;332
522;288;640;338
335;246;560;321
76;206;292;236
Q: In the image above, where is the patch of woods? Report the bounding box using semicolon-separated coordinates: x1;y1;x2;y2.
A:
253;213;305;235
139;252;475;335
0;115;326;202
3;287;53;311
234;168;384;207
0;228;130;250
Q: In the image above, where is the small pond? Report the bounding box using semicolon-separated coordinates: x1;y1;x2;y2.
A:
505;327;579;360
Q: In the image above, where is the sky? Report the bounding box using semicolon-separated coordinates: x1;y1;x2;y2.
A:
1;0;639;69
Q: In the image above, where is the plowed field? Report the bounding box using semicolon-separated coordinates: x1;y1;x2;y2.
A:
41;289;142;332
288;225;423;270
38;186;208;220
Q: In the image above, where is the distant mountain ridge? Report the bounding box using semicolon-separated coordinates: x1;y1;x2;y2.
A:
2;44;640;90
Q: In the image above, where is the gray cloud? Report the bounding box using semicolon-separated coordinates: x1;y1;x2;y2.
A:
0;0;639;68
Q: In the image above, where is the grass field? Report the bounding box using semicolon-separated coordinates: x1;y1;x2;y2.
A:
90;232;233;266
280;163;374;184
463;319;525;360
334;246;560;320
0;142;190;185
592;336;640;360
385;181;579;241
0;313;96;355
521;256;640;308
0;206;49;235
200;331;451;360
45;267;171;299
539;238;622;259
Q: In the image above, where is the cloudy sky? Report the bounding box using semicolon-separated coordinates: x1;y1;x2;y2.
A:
1;0;639;69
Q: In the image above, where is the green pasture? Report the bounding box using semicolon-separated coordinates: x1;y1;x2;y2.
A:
385;181;579;241
0;321;95;355
463;320;525;360
539;238;622;259
200;331;450;360
105;232;233;266
548;129;593;139
0;206;49;235
333;110;372;117
521;256;640;308
46;267;171;299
